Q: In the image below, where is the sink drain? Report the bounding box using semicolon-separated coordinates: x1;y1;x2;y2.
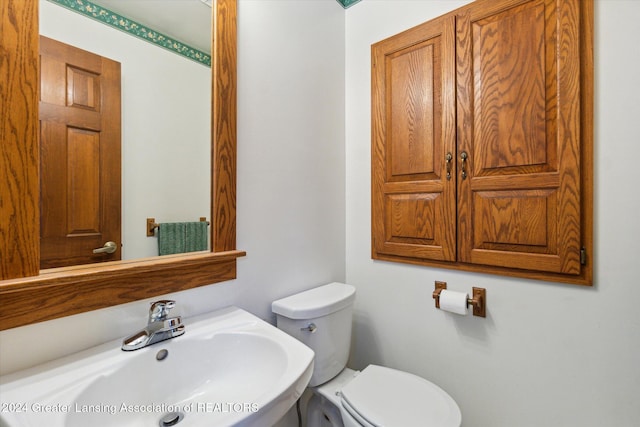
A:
159;411;184;427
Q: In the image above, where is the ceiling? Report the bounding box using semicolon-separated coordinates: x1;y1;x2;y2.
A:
90;0;213;54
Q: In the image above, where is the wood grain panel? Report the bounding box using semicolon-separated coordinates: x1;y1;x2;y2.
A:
472;1;547;170
0;0;40;280
212;0;238;252
40;122;65;239
39;102;101;129
473;189;554;249
40;56;65;105
386;194;436;244
579;0;594;285
66;66;100;110
388;41;437;178
67;128;101;234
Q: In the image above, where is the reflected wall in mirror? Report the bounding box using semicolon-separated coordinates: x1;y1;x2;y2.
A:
0;0;242;331
40;0;211;263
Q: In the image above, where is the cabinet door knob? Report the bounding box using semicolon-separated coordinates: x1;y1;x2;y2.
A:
445;152;453;180
460;151;468;180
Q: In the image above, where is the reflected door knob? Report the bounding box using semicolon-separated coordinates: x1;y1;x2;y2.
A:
93;241;117;254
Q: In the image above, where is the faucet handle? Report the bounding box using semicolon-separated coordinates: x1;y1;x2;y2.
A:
149;300;176;322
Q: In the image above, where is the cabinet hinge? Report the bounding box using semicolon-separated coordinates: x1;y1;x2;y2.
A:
580;247;587;265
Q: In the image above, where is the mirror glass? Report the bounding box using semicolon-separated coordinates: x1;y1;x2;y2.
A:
39;0;212;263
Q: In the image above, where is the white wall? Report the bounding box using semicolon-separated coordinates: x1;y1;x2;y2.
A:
345;1;640;426
39;0;211;260
0;0;345;377
236;0;346;317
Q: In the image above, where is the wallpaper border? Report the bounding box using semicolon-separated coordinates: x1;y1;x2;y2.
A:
46;0;211;67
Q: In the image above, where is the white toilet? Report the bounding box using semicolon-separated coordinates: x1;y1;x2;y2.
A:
272;282;461;427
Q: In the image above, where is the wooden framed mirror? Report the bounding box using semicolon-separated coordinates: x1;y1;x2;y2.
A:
0;0;244;330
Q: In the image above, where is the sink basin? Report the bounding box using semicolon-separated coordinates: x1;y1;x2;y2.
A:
0;306;314;427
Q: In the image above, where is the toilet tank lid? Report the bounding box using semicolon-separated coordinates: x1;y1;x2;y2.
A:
272;282;356;319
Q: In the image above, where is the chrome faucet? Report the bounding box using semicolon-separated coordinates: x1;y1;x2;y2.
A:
122;300;185;351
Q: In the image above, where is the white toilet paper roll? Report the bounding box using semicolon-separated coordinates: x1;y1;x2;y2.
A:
439;290;469;315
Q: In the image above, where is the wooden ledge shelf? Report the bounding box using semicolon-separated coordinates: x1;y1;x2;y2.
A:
0;250;246;331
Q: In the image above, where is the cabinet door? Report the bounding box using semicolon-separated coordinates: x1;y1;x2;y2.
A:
372;15;456;262
456;0;582;274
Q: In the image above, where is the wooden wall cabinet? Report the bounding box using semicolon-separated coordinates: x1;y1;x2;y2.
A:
371;0;593;285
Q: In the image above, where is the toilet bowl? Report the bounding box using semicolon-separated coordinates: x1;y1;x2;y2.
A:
272;282;461;427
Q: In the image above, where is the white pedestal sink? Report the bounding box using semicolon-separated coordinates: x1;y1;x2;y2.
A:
0;306;314;427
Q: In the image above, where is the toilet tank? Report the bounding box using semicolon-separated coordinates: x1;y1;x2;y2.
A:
272;282;356;387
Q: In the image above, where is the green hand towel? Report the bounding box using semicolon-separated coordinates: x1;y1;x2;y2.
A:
158;222;186;255
185;221;208;252
158;222;208;256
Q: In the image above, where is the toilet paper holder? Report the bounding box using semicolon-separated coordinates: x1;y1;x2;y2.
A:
432;281;486;318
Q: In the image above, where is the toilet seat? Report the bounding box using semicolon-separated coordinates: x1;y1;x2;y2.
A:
339;365;461;427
